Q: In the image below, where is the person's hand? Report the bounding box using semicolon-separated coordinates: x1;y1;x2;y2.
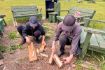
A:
25;36;31;44
42;40;46;46
62;57;71;64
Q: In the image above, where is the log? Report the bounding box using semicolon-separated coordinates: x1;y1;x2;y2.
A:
28;42;37;62
39;36;46;52
48;51;54;64
53;54;63;68
39;41;46;53
36;49;48;58
40;53;48;58
39;44;45;53
49;41;55;64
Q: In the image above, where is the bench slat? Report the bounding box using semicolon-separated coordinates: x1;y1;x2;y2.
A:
11;6;37;12
69;7;95;14
57;7;96;27
90;34;99;47
84;27;105;35
88;46;105;54
14;11;36;14
95;34;105;48
11;6;39;18
81;29;99;47
80;28;87;44
13;13;41;18
102;35;105;40
13;11;37;17
11;6;42;26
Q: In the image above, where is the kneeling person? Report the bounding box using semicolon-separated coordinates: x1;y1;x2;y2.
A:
52;15;82;64
17;16;45;45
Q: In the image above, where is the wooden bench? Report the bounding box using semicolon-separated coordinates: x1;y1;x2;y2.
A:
87;0;96;3
80;19;105;58
57;7;96;26
11;6;42;26
0;18;4;37
0;15;6;37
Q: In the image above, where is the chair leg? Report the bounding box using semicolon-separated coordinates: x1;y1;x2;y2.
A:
48;14;52;23
81;32;92;59
13;18;17;26
3;18;7;26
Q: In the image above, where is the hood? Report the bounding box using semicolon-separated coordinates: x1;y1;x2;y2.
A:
63;15;76;26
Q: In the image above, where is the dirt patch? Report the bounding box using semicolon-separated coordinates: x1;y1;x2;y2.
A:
0;22;102;70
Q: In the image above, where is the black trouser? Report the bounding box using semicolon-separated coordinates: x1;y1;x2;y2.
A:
59;35;81;55
17;25;42;43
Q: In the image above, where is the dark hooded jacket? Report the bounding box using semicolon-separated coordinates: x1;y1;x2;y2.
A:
55;15;82;54
22;16;45;37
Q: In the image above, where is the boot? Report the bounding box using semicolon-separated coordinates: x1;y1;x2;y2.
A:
19;37;26;45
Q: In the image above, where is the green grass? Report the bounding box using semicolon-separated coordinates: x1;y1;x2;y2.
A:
0;45;6;52
0;44;22;53
8;31;17;39
0;0;45;24
101;64;105;70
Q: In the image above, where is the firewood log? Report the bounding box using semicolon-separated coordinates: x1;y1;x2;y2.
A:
28;42;37;62
48;51;54;64
53;54;63;68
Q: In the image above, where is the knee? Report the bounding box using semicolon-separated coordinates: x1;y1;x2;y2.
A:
59;36;66;45
17;25;23;32
34;30;41;37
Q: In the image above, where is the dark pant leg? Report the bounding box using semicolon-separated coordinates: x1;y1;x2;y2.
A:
17;25;24;36
17;25;26;43
76;39;82;56
59;35;69;53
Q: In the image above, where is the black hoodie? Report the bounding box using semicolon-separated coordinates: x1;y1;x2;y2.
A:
22;16;45;37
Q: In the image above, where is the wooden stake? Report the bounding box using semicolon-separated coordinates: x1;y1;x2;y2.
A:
28;42;37;62
39;40;46;52
39;36;46;52
40;53;48;58
53;54;63;68
36;48;48;58
49;41;56;64
48;51;54;64
39;43;46;53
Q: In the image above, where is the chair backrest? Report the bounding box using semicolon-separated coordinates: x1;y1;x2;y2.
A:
11;6;38;18
54;2;60;16
68;7;96;26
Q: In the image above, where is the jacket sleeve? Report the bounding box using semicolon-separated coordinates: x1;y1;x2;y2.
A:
70;25;82;55
55;23;62;41
22;26;28;37
22;25;31;37
41;26;45;35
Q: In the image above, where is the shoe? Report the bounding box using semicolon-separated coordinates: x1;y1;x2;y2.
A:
19;38;26;45
57;51;65;57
